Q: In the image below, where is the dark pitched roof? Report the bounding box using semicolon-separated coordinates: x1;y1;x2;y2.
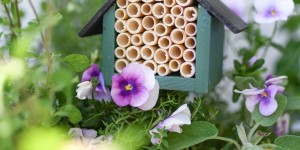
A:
79;0;247;37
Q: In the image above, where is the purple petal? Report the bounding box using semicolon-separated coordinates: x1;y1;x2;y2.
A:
259;97;278;116
121;63;145;85
266;85;278;99
129;86;149;107
111;88;131;106
98;72;107;94
82;64;100;82
235;88;264;96
93;86;111;102
138;80;160;111
266;76;288;85
245;95;260;112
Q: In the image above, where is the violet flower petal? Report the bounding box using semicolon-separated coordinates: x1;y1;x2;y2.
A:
111;88;131;106
259;97;278;116
138;80;160;110
245;95;260;112
129;86;149;107
81;64;100;82
266;85;278;98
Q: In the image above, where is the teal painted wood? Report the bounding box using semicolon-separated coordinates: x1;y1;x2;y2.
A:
156;76;196;92
102;4;116;86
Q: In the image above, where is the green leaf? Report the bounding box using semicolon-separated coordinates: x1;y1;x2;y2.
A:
63;54;90;72
52;105;82;124
286;97;300;110
234;76;260;90
252;95;287;127
248;59;265;72
234;60;242;72
167;121;218;150
274;135;300;150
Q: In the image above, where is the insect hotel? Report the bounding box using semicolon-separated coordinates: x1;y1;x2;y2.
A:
79;0;247;93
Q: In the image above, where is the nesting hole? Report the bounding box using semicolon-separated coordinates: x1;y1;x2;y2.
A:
127;4;139;16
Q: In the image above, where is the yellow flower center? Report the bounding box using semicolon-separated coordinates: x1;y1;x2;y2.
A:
271;10;276;16
262;92;268;97
125;84;133;91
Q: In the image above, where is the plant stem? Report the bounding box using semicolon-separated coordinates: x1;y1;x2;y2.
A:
247;122;260;141
3;4;17;39
212;136;241;150
14;0;21;30
262;22;278;57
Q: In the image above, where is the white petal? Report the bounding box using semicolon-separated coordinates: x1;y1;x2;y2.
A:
276;0;294;16
161;113;191;129
235;88;264;96
171;104;191;117
141;64;156;91
245;95;260;112
254;0;274;12
254;14;281;24
168;125;182;133
68;128;84;138
266;76;288;85
138;80;160;110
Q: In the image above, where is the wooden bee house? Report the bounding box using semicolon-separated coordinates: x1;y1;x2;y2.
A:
79;0;247;94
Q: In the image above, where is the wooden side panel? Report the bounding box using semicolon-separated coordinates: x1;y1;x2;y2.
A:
102;4;116;86
195;5;211;94
156;76;195;92
208;17;224;90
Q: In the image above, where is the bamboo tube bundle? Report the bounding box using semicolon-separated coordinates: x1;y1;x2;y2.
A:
117;0;129;9
127;3;144;18
115;20;127;33
115;8;129;20
184;7;197;22
115;47;126;59
164;0;177;8
152;3;169;19
185;23;197;36
157;63;171;76
169;59;183;72
131;34;144;46
142;30;158;46
127;18;145;34
141;3;153;16
175;16;187;29
129;0;142;2
154;23;172;37
133;60;145;64
170;29;187;44
143;60;158;74
180;62;195;78
171;5;183;17
183;49;195;62
158;36;172;49
154;49;170;64
142;16;158;30
169;44;185;59
141;45;157;60
142;0;155;2
115;58;129;73
116;32;132;48
126;46;142;62
176;0;194;7
185;37;196;49
163;14;175;26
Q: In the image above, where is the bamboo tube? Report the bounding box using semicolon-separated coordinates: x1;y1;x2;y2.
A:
115;47;126;59
180;62;195;78
164;0;176;7
127;18;145;34
175;16;187;29
133;60;145;64
185;37;196;49
126;46;142;61
169;59;183;72
115;8;129;20
170;29;187;44
158;36;172;49
142;30;158;46
152;3;169;19
176;0;194;7
183;49;196;62
141;3;153;16
115;59;129;73
184;7;197;22
157;63;171;76
141;45;157;60
115;20;127;33
116;32;131;48
142;0;155;2
117;0;128;9
131;34;143;46
127;3;143;18
143;60;158;74
185;23;197;36
154;23;172;37
163;14;175;26
129;0;142;2
154;49;170;64
169;44;185;59
142;16;158;30
171;5;183;17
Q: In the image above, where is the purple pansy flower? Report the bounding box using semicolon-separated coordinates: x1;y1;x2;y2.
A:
150;104;191;145
76;64;111;102
235;85;278;116
111;63;159;110
254;0;294;24
276;113;290;136
265;75;288;93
